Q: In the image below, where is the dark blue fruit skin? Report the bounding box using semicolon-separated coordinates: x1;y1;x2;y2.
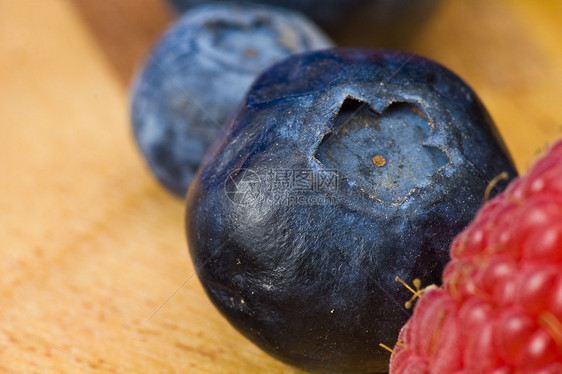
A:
166;0;441;47
131;2;332;197
186;49;518;373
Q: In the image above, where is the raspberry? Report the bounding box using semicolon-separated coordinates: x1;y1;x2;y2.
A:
389;141;562;373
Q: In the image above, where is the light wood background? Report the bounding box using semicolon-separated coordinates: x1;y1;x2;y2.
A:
2;0;562;372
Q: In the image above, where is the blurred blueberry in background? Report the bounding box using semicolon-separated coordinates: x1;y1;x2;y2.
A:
131;2;332;197
166;0;441;47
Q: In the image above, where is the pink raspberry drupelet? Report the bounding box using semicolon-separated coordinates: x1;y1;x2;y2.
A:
390;141;562;374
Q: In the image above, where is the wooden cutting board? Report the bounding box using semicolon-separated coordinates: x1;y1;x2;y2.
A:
2;0;562;372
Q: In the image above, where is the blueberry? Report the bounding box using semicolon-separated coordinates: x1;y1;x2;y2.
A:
131;2;332;197
166;0;441;46
186;49;517;373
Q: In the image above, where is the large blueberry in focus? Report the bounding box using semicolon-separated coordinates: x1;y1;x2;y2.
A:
186;49;518;373
166;0;441;47
131;2;332;197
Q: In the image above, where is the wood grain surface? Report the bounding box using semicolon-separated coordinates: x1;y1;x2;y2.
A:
2;0;562;372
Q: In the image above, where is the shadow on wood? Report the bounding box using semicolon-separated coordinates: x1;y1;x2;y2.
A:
67;0;173;86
